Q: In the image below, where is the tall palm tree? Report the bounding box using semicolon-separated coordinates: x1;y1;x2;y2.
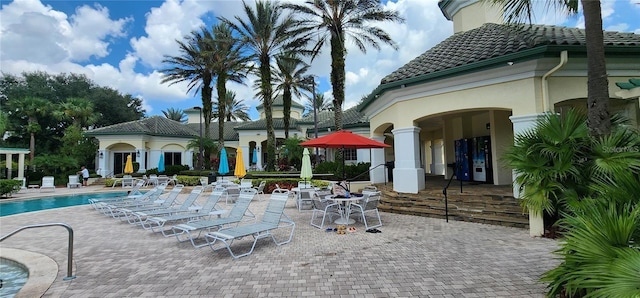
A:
9;96;50;165
284;0;404;132
305;92;333;112
59;97;98;128
213;90;252;122
161;32;214;139
274;51;312;138
486;0;610;136
220;0;307;171
205;23;251;150
162;108;187;123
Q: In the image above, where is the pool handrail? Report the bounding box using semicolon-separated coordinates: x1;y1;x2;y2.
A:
0;222;76;280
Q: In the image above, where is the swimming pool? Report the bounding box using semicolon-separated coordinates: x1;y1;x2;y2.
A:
0;257;28;298
0;192;127;216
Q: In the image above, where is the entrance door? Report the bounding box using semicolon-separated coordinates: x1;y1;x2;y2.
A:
114;152;136;175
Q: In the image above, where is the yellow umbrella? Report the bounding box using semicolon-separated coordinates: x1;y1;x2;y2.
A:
124;154;134;174
234;148;246;178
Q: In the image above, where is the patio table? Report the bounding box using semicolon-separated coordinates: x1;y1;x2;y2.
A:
327;195;361;225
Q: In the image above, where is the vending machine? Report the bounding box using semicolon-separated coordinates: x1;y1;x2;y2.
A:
472;136;493;183
454;138;472;181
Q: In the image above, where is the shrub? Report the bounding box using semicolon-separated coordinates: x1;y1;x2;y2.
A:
0;179;23;197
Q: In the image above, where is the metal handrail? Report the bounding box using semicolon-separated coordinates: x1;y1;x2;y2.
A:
344;163;389;191
0;222;76;280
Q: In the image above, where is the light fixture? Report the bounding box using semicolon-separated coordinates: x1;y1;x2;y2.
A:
136;150;140;157
99;152;104;159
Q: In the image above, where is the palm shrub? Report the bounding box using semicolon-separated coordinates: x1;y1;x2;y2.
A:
503;109;640;297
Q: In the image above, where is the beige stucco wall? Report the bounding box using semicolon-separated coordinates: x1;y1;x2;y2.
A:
450;1;502;33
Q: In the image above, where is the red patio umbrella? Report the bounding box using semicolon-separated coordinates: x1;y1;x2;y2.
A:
300;130;389;180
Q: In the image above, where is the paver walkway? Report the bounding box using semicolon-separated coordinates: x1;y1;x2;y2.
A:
1;187;558;297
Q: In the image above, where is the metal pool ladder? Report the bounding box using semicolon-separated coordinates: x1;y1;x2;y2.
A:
0;222;76;280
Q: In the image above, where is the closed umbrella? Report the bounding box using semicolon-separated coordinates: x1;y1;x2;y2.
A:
124;154;134;174
252;148;258;165
300;148;313;182
234;148;246;178
158;154;165;173
218;148;229;176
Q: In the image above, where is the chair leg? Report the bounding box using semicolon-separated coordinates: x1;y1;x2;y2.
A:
363;209;382;230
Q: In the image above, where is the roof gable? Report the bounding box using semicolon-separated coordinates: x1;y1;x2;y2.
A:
85;116;197;137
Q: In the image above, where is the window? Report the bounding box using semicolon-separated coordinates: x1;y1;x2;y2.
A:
343;148;357;161
164;152;182;166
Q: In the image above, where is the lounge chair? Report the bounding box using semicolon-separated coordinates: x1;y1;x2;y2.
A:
40;176;55;192
129;186;204;225
115;185;184;220
89;180;146;210
224;185;240;204
252;181;266;201
204;189;295;258
171;188;257;248
98;186;166;218
67;175;82;188
349;191;383;230
121;175;134;188
145;187;227;234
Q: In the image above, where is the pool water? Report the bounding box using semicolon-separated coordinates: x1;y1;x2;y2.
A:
0;192;127;216
0;257;28;298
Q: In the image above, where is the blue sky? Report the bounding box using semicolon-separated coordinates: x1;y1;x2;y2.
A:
1;0;639;120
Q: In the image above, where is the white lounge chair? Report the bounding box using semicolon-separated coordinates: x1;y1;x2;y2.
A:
252;181;266;201
99;186;166;218
116;185;184;220
129;186;204;225
171;188;257;248
67;175;82;188
145;187;227;234
40;176;55;192
121;175;134;188
204;189;295;258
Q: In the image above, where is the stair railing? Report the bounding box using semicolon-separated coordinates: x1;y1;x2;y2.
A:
0;222;76;280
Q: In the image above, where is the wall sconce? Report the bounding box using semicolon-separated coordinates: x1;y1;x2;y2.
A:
257;147;260;152
99;152;104;159
136;150;140;157
486;123;491;130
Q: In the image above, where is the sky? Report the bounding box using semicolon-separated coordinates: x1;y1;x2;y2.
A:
1;0;639;120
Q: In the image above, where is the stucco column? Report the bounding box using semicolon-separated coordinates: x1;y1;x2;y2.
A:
5;153;12;179
17;153;25;179
256;147;263;171
392;126;425;194
137;149;147;172
186;149;195;170
97;149;107;177
370;136;386;184
510;113;545;237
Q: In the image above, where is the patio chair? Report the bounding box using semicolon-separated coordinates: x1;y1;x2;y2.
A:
171;188;257;248
204;189;295;259
40;176;55;192
129;186;204;225
252;181;266;201
122;175;134;188
146;187;227;234
310;194;341;229
349;191;383;230
67;175;82;188
297;189;315;211
115;184;184;220
168;174;179;186
157;175;169;186
224;185;240;204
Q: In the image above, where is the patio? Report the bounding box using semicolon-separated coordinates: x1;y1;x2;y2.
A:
1;186;558;297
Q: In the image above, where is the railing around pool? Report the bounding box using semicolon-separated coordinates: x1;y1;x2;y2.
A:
0;222;76;280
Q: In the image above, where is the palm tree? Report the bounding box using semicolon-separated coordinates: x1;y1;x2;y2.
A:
220;0;307;171
8;96;51;165
161;32;214;139
284;0;404;132
59;97;98;128
304;92;332;114
485;0;610;136
162;108;187;123
205;23;251;150
213;90;252;122
274;51;312;138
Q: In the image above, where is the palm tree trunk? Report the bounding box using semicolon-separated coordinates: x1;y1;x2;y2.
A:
581;0;610;136
29;132;35;165
261;55;276;171
330;34;345;132
202;76;213;141
216;75;227;151
283;87;292;139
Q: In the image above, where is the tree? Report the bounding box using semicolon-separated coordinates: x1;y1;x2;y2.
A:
8;96;51;165
274;51;312;138
161;31;215;141
162;108;187;123
304;92;333;115
486;0;610;136
58;97;98;128
205;23;251;151
220;0;307;171
213;90;252;122
284;0;404;132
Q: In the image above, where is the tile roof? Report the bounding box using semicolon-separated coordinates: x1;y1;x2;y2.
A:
255;95;305;111
187;121;239;141
381;23;640;84
85;116;197;137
